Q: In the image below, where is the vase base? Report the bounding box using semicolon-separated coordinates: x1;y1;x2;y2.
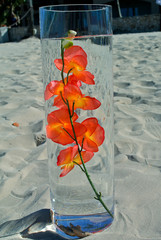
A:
50;209;114;239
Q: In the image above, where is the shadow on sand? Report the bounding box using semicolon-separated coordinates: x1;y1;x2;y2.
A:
0;209;66;239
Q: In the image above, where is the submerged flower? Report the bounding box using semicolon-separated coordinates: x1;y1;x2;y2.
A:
44;80;64;100
57;145;94;177
44;75;82;101
54;84;101;111
54;46;95;85
78;118;105;152
46;109;86;145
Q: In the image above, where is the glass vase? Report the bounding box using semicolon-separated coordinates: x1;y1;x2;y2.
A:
40;4;114;239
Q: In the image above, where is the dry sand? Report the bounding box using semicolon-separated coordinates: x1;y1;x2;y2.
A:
0;32;161;240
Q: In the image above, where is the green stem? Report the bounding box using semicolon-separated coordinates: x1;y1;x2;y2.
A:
60;42;113;218
66;102;114;218
61;42;65;84
73;161;85;172
77;147;113;218
62;127;75;141
66;68;73;84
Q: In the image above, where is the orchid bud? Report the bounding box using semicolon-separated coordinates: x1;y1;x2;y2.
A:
67;30;77;39
62;39;73;49
61;30;77;49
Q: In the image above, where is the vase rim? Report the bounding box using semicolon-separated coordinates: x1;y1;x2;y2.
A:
39;4;112;13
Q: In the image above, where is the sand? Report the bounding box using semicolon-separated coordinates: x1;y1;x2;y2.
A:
0;32;161;240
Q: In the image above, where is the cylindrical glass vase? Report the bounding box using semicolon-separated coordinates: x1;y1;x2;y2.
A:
40;4;114;239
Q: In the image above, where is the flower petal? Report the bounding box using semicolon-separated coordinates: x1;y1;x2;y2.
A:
81;118;98;135
90;124;105;147
68;75;82;87
44;80;64;100
54;59;70;73
58;145;78;165
53;95;67;109
70;55;87;71
47;109;78;124
74;71;95;85
72;122;87;138
57;145;94;177
74;150;94;165
78;96;101;110
46;109;79;145
60;164;74;177
46;124;74;145
83;137;99;152
64;46;87;60
64;84;82;101
62;85;101;111
78;118;104;152
57;146;75;166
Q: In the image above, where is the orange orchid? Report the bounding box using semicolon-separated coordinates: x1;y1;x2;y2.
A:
44;37;114;218
53;84;101;111
46;109;86;145
78;118;105;152
54;46;95;85
44;80;64;100
44;76;82;101
57;145;94;177
67;74;82;87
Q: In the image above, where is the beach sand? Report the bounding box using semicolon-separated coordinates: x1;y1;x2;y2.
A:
0;32;161;240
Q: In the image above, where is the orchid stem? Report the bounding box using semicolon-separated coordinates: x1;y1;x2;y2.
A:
77;147;114;218
73;161;85;172
67;101;114;219
60;43;113;219
61;41;65;84
66;68;73;84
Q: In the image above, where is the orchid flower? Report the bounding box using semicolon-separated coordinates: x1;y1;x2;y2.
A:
54;46;95;85
57;145;94;177
78;118;105;152
46;109;86;145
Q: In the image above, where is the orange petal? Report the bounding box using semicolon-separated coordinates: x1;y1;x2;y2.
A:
57;145;94;177
81;118;98;135
54;84;82;111
74;150;94;165
44;81;64;100
68;75;82;87
64;46;87;60
63;122;86;140
78;118;104;152
57;84;101;111
53;95;67;109
47;109;78;125
83;137;99;152
74;71;95;85
54;52;87;74
57;146;77;166
54;59;70;73
57;146;78;177
46;124;74;145
90;124;105;147
53;84;82;110
60;164;74;177
46;109;79;145
64;84;82;101
81;151;94;163
77;96;101;110
72;122;87;138
70;55;87;71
